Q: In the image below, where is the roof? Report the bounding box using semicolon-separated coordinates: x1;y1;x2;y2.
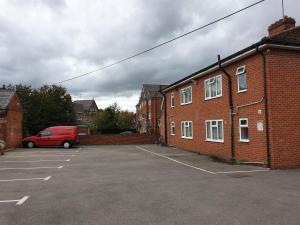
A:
73;100;98;113
162;26;300;92
0;89;15;112
138;84;168;104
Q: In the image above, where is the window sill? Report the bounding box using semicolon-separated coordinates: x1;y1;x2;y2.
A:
237;89;247;93
204;95;222;101
181;136;193;140
239;139;249;143
170;106;175;108
171;134;175;136
180;102;192;106
206;139;224;143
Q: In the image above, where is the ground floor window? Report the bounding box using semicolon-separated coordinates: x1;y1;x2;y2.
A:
206;120;224;142
171;122;175;135
239;118;249;142
181;121;193;139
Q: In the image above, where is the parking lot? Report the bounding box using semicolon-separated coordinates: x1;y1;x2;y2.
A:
0;144;300;225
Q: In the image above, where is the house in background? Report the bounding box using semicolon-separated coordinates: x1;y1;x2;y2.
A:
160;16;300;169
136;84;167;134
0;87;23;148
73;100;99;135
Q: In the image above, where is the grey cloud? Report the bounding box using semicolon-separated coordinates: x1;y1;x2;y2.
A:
0;0;300;111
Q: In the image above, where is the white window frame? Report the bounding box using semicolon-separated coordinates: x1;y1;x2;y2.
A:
170;92;175;108
180;86;192;105
181;121;193;139
205;120;224;142
170;122;175;135
236;65;247;93
204;75;222;100
239;118;249;142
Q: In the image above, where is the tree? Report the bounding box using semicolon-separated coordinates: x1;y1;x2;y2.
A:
15;84;75;135
93;102;135;133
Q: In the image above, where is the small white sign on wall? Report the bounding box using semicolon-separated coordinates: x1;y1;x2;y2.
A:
257;120;264;131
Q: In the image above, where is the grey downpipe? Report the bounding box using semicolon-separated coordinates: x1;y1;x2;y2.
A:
218;55;235;162
256;46;271;168
160;90;168;145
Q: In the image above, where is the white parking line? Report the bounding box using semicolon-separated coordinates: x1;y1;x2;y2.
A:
0;196;30;205
0;166;63;171
135;146;216;174
3;154;76;158
215;169;270;174
0;159;70;163
0;176;52;182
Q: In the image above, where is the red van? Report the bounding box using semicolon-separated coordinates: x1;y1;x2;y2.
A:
23;126;79;149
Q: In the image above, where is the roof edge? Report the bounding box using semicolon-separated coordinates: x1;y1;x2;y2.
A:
162;42;300;92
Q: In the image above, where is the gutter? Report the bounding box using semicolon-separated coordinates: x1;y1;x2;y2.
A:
162;43;300;93
256;46;272;168
218;55;235;162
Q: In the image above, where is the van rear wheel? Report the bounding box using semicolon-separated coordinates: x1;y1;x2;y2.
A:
63;141;71;149
27;141;34;148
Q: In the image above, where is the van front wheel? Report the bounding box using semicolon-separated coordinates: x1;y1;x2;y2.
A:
63;141;71;149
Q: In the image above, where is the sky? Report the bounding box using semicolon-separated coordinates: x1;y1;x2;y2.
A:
0;0;300;111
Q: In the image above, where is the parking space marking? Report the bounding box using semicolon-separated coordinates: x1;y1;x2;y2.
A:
0;196;30;205
136;146;216;174
0;159;70;163
3;154;77;158
215;169;270;174
0;166;63;171
0;176;52;182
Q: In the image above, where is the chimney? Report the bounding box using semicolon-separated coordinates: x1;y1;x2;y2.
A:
268;16;296;37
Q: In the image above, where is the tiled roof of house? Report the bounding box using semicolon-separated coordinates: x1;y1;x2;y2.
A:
73;100;97;113
0;89;15;112
162;25;300;92
138;84;168;104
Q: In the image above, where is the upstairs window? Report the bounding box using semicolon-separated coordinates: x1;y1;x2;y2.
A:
205;75;222;100
206;120;224;142
236;66;247;92
180;86;192;105
170;92;175;108
171;122;175;135
239;118;249;142
181;121;193;139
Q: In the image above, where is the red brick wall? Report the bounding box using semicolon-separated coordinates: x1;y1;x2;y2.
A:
163;53;268;164
136;98;162;135
266;49;300;168
78;133;158;145
3;94;23;148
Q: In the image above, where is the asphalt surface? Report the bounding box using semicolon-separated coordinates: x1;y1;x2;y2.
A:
0;145;299;225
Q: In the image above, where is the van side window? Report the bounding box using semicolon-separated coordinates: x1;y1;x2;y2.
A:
40;131;52;137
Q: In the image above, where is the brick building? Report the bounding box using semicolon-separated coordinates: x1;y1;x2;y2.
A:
73;100;98;135
160;17;300;169
136;84;167;134
0;88;23;149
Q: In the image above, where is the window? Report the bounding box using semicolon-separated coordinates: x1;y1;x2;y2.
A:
40;130;52;137
170;92;175;107
206;120;224;142
171;122;175;135
148;100;151;106
181;121;193;139
205;75;222;99
180;86;192;105
148;113;151;120
239;118;249;142
236;66;247;92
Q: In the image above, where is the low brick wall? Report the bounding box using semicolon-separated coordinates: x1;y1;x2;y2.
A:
78;133;158;145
